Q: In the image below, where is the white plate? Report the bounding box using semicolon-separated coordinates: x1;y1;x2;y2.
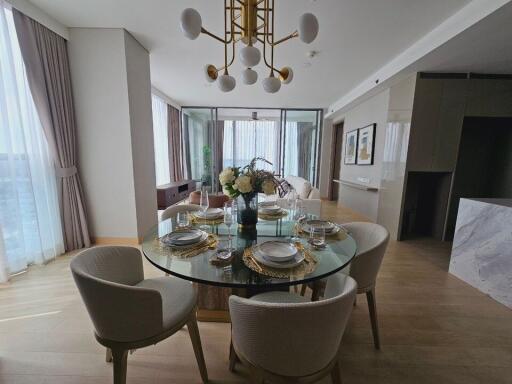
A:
252;246;305;269
254;241;297;262
259;205;281;214
194;208;223;219
161;230;207;247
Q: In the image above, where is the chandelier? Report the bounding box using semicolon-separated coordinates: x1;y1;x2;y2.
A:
180;0;319;93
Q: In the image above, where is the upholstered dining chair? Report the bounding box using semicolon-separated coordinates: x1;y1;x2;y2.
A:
70;246;208;384
302;222;389;349
161;203;202;221
229;273;357;384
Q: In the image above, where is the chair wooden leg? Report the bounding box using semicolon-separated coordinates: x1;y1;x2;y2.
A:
229;341;238;372
330;359;342;384
366;287;380;350
111;348;128;384
105;347;113;363
300;284;307;296
187;312;209;383
311;283;321;302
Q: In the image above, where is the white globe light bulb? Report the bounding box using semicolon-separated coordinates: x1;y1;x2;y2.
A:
262;75;281;93
280;67;294;84
218;74;236;92
298;13;319;44
240;45;261;68
242;68;258;85
180;8;202;40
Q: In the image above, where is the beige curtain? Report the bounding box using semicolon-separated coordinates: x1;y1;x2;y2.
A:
13;10;90;251
168;105;184;181
215;120;224;184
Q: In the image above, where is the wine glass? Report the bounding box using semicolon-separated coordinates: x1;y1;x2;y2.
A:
224;202;234;250
291;202;304;242
287;190;298;212
177;211;190;228
199;187;209;230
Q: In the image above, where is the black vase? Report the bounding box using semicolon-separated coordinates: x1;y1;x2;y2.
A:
237;193;258;227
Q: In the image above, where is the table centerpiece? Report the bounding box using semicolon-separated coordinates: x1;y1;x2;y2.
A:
219;157;286;227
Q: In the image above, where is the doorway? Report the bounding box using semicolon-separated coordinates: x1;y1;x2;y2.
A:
330;122;344;201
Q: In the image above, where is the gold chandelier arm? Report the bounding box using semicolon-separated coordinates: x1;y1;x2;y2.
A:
266;0;274;46
224;0;233;44
272;30;298;46
201;27;227;44
261;0;281;76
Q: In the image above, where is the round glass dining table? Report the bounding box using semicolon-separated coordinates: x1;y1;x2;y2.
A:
142;213;357;289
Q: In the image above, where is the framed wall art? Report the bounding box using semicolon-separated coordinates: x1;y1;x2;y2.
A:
344;130;358;164
356;124;376;165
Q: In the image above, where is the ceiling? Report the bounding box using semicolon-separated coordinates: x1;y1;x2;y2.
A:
29;0;479;108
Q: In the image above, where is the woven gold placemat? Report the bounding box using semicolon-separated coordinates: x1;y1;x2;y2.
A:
258;209;288;221
190;214;224;225
243;244;317;278
298;226;348;241
154;233;218;258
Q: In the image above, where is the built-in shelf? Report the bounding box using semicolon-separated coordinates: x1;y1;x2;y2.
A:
339;179;379;192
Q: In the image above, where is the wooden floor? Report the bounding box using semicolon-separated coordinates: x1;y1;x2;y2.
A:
1;201;511;383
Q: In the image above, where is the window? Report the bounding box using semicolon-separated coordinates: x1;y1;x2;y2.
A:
0;5;63;281
223;120;280;172
151;94;170;186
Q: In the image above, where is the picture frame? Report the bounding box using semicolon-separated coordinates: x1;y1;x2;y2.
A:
356;123;376;165
344;130;358;165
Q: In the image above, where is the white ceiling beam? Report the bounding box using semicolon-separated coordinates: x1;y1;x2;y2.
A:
326;0;512;119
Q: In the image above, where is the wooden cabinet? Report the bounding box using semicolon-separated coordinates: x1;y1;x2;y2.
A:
156;180;196;209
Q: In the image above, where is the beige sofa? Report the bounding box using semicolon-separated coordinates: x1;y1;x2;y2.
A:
283;176;320;200
261;176;321;215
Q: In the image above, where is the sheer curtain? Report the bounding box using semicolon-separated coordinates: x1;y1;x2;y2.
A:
0;3;64;282
223;120;279;172
151;94;170;186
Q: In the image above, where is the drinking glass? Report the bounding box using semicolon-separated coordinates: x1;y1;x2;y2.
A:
309;224;326;249
224;202;234;250
177;211;190;228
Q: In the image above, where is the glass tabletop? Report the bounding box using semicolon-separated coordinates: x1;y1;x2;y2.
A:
142;213;357;288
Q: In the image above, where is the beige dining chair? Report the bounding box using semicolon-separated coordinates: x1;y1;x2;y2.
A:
161;203;202;221
70;246;208;384
229;273;357;384
302;222;389;349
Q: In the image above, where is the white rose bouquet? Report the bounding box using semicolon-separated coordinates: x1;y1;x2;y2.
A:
220;157;283;200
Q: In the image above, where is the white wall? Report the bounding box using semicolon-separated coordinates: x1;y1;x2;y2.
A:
69;28;156;240
335;90;391;221
124;31;158;239
318;118;333;199
377;75;416;239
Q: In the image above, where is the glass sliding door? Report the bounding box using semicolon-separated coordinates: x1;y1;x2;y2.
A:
181;107;217;192
281;110;322;186
181;107;322;192
219;109;281;174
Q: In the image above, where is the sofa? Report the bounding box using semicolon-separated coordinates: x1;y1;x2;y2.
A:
261;176;321;216
283;176;320;200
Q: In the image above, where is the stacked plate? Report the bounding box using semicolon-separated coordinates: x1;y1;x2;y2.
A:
252;241;304;269
193;208;224;220
259;203;284;216
161;228;207;248
301;219;342;235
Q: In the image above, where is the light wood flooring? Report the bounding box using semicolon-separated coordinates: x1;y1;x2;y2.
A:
1;201;511;383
